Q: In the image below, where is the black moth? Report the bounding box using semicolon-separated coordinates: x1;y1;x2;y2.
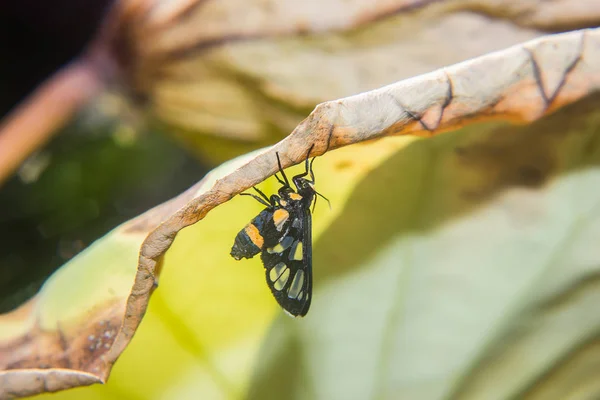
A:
230;145;328;317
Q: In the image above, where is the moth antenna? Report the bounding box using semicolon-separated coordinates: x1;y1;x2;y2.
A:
314;190;331;210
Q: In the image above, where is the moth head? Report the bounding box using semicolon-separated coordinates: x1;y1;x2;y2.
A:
292;176;313;192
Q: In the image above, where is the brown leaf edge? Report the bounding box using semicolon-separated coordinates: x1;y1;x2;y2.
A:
1;27;599;399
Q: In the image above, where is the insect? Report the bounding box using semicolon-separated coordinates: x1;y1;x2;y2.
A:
230;145;329;317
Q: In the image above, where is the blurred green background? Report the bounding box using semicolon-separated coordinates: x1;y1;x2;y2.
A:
0;0;207;312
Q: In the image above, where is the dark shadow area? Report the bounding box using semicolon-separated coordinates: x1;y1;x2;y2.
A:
0;0;114;117
0;121;208;313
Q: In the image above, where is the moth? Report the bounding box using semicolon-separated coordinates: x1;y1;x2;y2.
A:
230;145;328;317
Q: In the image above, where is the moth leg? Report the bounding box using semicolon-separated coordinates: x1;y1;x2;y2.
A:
275;152;293;191
291;144;315;183
308;157;316;184
274;171;288;187
240;193;271;208
252;186;271;203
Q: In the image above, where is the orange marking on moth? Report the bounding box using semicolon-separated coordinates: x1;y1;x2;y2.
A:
273;208;290;230
244;224;264;248
289;193;302;200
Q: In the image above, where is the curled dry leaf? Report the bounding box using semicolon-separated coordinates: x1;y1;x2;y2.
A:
2;0;598;186
1;28;600;398
103;0;600;157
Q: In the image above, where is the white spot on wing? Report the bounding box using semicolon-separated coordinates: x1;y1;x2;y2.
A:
269;262;287;282
288;270;304;299
289;241;303;261
267;236;294;254
274;267;290;291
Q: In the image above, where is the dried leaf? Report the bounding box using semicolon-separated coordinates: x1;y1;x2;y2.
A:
107;0;600;153
3;0;598;186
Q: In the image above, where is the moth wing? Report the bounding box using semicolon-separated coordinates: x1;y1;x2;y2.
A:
260;208;312;317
